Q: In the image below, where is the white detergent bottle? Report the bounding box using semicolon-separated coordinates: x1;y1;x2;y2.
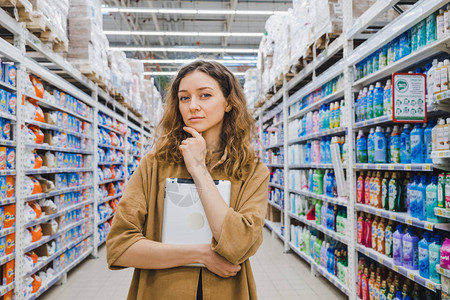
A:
435;62;443;94
427;59;438;96
441;59;449;92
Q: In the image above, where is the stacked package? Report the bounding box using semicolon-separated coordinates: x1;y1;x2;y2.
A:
68;0;110;84
108;50;133;101
28;0;69;48
140;79;163;125
244;69;260;108
127;59;145;112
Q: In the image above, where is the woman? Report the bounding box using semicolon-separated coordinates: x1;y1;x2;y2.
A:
106;60;269;299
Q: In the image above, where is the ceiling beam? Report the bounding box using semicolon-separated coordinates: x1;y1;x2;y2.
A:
102;7;288;15
222;0;239;48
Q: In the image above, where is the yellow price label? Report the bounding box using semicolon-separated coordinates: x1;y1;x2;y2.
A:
405;165;412;170
363;121;368;125
363;164;368;169
376;165;382;170
391;214;396;220
408;273;415;280
376;118;380;123
376;211;381;216
426;224;434;231
437;209;443;216
365;250;369;256
436;94;443;101
393;265;399;272
406;219;413;225
389;165;395;170
378;257;383;264
439;152;445;157
427;282;434;290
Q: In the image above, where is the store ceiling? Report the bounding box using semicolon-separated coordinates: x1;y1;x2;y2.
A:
102;0;292;75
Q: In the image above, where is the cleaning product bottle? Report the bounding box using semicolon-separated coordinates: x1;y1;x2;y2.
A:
424;120;435;163
374;127;387;163
441;59;449;92
385;220;395;258
432;118;443;151
365;172;372;206
372;216;379;251
438;173;446;208
446;173;450;209
437;9;445;40
380;281;388;300
436;118;447;151
445;4;450;37
384;80;392;116
373;172;383;208
357;130;368;163
369;271;376;300
368;128;376;163
358;212;365;245
357;172;365;203
334;101;340;128
385;127;392;163
426;12;437;44
374;275;381;300
403;227;419;270
417;176;428;221
393;225;405;266
435;62;443;94
410;123;424;163
362;268;369;300
429;234;442;284
419;232;432;279
402;173;411;213
409;175;420;218
427;59;438;96
364;214;373;248
382;172;391;210
439;238;450;269
367;85;375;120
393;291;403;300
329;103;335;130
390;125;401;163
315;200;322;225
400;124;411;163
389;173;401;212
374;82;384;118
426;176;439;223
377;218;386;254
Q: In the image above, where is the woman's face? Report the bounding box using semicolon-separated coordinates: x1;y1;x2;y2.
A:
178;70;228;139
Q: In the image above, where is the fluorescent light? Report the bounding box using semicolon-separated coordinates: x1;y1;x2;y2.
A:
109;46;259;53
103;30;263;37
143;71;247;76
102;7;288;15
140;59;257;64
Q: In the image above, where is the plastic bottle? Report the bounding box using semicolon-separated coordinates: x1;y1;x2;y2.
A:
402;227;419;270
357;172;365;203
424;120;435;163
389;173;401;212
393;291;403;300
383;80;392;116
334;101;340;128
429;234;442;284
390;125;401;163
382;172;390;210
440;238;450;269
419;232;432;279
402;173;411;214
441;59;449;92
446;173;450;209
393;225;405;266
315;201;322;225
367;85;375;120
427;59;438;96
373;172;383;208
369;271;376;300
385;220;394;258
435;118;447;151
374;275;381;300
417;176;428;221
357;212;365;244
377;218;386;254
364;214;373;248
400;124;411;163
435;62;443;94
409;176;420;218
426;12;437;44
365;172;372;206
380;280;388;300
437;173;446;208
329;103;335;130
368;128;376;163
357;130;368;163
374;127;387;163
410;123;424;163
362;268;369;300
373;82;384;118
372;216;379;251
437;9;445;40
320;242;328;267
445;4;450;37
426;176;439;223
361;87;368;121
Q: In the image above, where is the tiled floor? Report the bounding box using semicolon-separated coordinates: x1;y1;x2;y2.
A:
40;228;348;299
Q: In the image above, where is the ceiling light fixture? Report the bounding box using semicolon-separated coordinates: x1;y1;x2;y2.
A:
140;59;257;64
143;71;246;76
102;7;288;15
109;46;259;53
103;30;263;37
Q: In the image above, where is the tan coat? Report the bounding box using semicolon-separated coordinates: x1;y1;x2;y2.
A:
106;150;269;299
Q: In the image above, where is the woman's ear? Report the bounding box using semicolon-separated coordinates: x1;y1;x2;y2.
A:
225;105;232;112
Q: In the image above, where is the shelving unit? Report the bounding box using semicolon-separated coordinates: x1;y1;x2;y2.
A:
256;1;450;299
0;6;156;299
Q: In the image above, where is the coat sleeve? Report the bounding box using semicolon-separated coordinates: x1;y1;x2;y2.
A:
211;162;269;265
106;154;151;270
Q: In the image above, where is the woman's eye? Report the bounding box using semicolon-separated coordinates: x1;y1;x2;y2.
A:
179;96;189;101
201;93;211;98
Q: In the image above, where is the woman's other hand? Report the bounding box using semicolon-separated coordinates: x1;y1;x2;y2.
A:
179;126;207;176
199;244;241;278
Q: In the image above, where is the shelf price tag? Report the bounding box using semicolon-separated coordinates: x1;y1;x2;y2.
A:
424;165;431;171
392;73;427;123
393;265;399;272
391;214;396;220
436;209;444;217
427;282;435;290
425;223;434;231
389;165;395;170
408;273;415;280
378;257;383;264
376;165;382;170
439;151;445;157
406;218;413;225
405;165;412;170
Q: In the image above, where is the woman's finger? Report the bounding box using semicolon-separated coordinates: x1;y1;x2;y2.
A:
183;126;202;139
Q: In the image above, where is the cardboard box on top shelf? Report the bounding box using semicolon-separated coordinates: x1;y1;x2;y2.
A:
44;112;56;125
267;205;281;222
41;218;59;236
41;205;57;216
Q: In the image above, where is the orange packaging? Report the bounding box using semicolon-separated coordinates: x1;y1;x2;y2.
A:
2;290;13;300
3;205;15;229
30;75;44;99
30;225;42;242
29;202;42;219
0;147;6;170
28;125;44;144
31;274;42;293
34;152;43;169
30;177;42;195
30;102;45;123
5;234;14;255
2;260;14;286
6;176;13;198
110;166;116;179
107;183;116;196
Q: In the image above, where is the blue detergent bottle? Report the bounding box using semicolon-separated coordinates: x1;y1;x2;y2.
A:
429;234;442;284
357;130;368;163
367;85;375;119
410;123;424;163
409;176;420;218
361;87;368;121
417;176;428;221
424;120;435;163
320;137;326;163
426;176;439;223
419;232;432;279
368;128;375;163
326;136;332;164
385;127;392;163
374;82;384;118
400;124;411;163
390;125;401;163
374;126;387;163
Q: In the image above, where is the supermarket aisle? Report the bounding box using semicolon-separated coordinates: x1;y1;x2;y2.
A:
39;228;347;300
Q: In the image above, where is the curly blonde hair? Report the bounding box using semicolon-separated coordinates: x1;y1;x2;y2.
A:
154;60;258;180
